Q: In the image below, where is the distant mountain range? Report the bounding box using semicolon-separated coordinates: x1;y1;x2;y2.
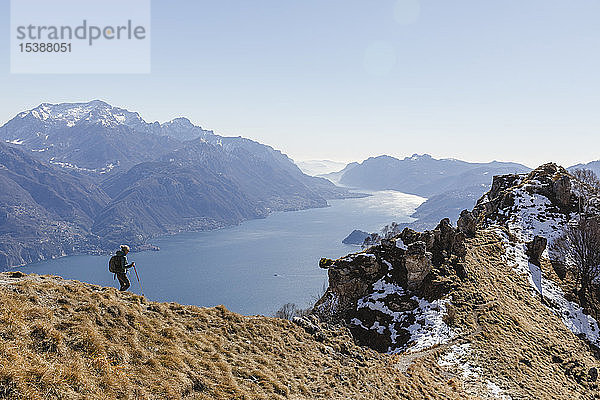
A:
0;101;361;269
322;154;531;228
331;154;529;196
295;160;348;177
568;160;600;177
327;154;600;234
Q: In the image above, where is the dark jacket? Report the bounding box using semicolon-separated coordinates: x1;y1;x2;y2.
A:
114;250;133;274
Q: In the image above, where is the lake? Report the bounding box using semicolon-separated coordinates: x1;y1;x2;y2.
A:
21;191;425;316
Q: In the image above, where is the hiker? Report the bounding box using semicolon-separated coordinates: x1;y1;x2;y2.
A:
109;245;135;291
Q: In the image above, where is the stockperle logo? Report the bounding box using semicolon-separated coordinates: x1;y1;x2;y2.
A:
10;0;151;74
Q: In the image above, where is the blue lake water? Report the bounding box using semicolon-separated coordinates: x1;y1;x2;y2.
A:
21;191;425;316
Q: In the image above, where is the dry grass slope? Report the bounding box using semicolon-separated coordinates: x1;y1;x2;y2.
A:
0;272;475;400
422;229;600;399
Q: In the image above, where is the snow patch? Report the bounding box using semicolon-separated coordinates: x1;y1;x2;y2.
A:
5;139;24;145
495;184;600;347
500;231;600;346
353;276;454;353
438;344;511;399
405;297;454;353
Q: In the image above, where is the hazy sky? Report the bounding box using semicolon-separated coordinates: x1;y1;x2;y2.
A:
1;0;599;168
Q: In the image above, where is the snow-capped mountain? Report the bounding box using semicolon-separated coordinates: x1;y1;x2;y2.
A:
0;101;213;174
13;100;145;129
5;100;213;139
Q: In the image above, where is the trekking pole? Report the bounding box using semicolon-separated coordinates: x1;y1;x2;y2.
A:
133;264;145;297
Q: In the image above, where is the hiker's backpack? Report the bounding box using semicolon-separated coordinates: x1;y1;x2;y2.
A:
108;255;122;273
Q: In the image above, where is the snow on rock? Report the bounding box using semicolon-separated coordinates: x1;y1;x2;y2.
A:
15;101;147;130
499;230;600;347
484;169;600;347
438;343;512;400
351;275;454;353
48;159;118;175
405;296;454;353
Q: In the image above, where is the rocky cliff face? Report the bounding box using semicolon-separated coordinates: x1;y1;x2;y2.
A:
314;163;600;399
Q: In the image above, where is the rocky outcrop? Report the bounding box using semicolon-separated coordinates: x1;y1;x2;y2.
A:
400;218;467;266
316;250;400;323
314;217;469;352
553;175;573;207
526;235;547;266
404;241;431;290
473;163;578;226
457;209;477;237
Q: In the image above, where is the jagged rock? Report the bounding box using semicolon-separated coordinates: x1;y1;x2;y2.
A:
315;219;471;353
405;241;432;290
400;228;434;249
490;174;522;202
401;219;467;266
553;175;572;208
316;253;387;320
526;236;547;266
457;209;477;237
381;238;395;248
473;164;578;226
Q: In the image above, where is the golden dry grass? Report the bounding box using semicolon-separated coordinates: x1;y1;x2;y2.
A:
0;272;474;400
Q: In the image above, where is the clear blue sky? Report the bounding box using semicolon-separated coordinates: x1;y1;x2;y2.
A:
1;0;599;168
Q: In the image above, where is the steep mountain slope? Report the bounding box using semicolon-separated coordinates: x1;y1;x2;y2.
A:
0;100;356;200
0;101;187;174
93;138;330;245
315;164;600;399
0;142;109;268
